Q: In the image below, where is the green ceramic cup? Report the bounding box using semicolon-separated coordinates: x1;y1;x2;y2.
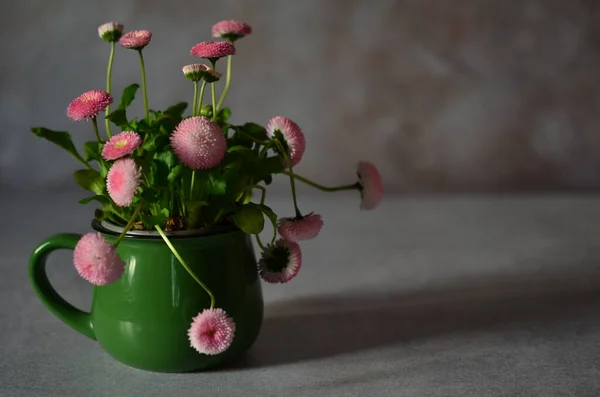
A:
28;220;264;372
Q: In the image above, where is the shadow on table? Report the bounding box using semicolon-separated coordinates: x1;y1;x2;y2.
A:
221;265;600;369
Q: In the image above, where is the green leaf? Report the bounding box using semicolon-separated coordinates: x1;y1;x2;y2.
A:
106;109;128;127
168;164;185;183
164;102;188;119
217;107;231;124
231;203;265;234
83;141;102;162
241;122;268;140
78;195;110;205
256;203;278;240
208;173;227;196
31;128;82;162
200;104;213;119
154;150;177;168
118;83;140;110
143;134;170;153
73;169;105;195
141;188;160;203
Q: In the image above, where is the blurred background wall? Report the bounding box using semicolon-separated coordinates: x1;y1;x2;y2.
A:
1;0;599;193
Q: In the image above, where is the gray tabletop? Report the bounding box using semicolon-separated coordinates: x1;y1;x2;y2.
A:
2;190;600;396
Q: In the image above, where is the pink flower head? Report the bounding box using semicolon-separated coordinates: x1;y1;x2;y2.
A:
278;212;323;242
98;22;124;42
266;116;306;167
170;116;226;170
73;232;125;286
66;90;113;121
211;20;252;41
190;41;236;60
258;239;302;284
101;131;142;161
119;30;152;50
188;308;236;355
107;158;141;207
357;161;383;210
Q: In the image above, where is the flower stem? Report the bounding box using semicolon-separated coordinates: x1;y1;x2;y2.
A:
248;184;266;205
155;224;216;309
237;129;270;145
137;50;149;119
216;54;232;112
114;201;144;247
282;171;360;192
254;233;266;251
197;81;207;116
210;60;217;121
104;41;115;139
275;139;302;218
192;81;198;117
190;170;196;199
92;117;103;143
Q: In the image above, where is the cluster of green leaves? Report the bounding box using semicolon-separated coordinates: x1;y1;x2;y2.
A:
31;84;285;236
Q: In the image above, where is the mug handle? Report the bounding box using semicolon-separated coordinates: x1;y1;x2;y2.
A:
29;233;96;340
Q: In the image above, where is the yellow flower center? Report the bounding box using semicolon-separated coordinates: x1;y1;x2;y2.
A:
114;139;127;149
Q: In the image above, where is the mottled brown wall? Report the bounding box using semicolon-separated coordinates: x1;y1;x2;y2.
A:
2;0;599;192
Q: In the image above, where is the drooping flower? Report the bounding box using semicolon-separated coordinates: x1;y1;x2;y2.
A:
119;30;152;50
203;68;222;83
190;41;236;61
266;116;306;167
258;239;302;283
106;158;141;207
101;131;142;161
170;116;226;170
211;20;252;42
188;308;236;355
73;232;125;286
66;90;113;121
357;161;383;210
278;212;323;242
98;22;124;42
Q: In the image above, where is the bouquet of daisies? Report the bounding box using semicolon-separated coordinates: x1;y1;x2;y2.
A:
31;20;383;356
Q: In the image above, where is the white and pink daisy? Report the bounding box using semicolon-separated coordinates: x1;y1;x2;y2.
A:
66;90;113;121
190;41;236;60
258;239;302;284
106;158;141;207
182;63;209;82
170;116;226;170
357;161;383;210
98;22;124;42
119;30;152;50
101;131;142;161
266;116;306;167
211;20;252;41
188;308;236;355
73;232;125;285
278;212;323;242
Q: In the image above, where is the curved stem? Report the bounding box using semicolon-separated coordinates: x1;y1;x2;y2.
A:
211;82;217;121
248;184;266;205
114;201;144;247
92;117;103;143
236;129;270;145
155;224;216;309
254;233;266;251
104;41;115;139
282;171;359;192
216;54;232;112
197;81;207;116
137;50;149;119
192;81;198;117
275;139;301;218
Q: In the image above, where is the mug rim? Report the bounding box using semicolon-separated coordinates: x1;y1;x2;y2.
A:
91;219;240;240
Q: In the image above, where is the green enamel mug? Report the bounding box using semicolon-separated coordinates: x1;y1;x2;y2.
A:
28;220;264;372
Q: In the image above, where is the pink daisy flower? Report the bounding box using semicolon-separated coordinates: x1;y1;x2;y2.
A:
119;30;152;50
98;22;124;42
211;20;252;41
258;239;302;284
357;161;383;210
278;212;323;242
170;116;226;170
106;158;141;207
188;308;236;355
66;90;113;121
266;116;306;167
182;63;209;82
73;232;125;286
101;131;142;161
190;41;236;60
